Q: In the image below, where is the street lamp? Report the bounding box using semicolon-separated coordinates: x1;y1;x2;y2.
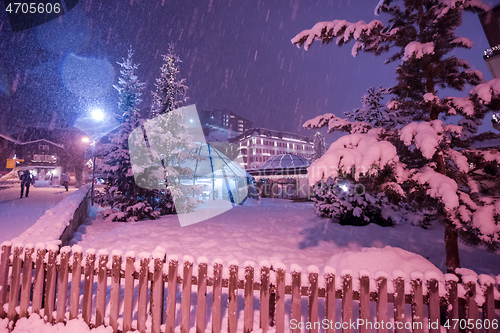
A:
91;109;105;121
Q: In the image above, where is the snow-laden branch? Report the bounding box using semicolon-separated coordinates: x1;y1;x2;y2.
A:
400;120;444;159
412;167;458;211
402;42;434;61
303;113;372;134
470;78;500;105
308;129;399;185
291;19;385;52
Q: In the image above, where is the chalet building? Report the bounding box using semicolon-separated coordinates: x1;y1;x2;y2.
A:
1;127;88;186
14;138;70;184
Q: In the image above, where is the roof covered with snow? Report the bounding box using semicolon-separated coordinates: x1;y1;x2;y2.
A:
260;153;311;169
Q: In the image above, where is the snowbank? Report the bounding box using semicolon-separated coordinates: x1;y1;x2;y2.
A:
12;184;92;247
325;246;443;280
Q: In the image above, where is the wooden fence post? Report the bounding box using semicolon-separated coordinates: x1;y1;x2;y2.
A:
137;253;150;333
393;273;405;333
56;247;71;323
275;265;285;333
228;262;239;333
466;280;479;333
196;260;208;333
324;269;335;333
411;274;424;333
19;245;34;318
123;252;135;333
82;250;96;326
359;273;370;333
480;275;496;333
243;262;255;333
95;250;109;327
166;256;178;333
44;245;58;323
427;278;440;333
7;244;23;322
32;245;46;315
376;274;388;333
69;248;83;320
152;251;166;333
291;267;302;333
212;261;223;333
309;268;319;333
181;257;193;333
260;263;270;333
342;272;353;333
110;251;122;332
445;274;459;333
0;242;12;318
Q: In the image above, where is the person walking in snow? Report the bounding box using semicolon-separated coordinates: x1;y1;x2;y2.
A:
62;172;70;191
20;170;32;198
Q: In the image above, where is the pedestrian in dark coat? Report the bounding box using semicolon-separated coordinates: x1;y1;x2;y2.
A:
62;172;70;191
20;170;32;198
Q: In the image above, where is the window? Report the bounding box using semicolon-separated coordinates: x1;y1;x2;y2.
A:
32;154;57;163
38;145;49;151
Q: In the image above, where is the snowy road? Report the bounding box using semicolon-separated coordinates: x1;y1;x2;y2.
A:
0;185;77;243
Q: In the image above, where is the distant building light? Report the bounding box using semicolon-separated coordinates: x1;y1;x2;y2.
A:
484;44;500;58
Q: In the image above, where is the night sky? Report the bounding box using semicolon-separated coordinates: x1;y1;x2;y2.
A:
0;0;499;139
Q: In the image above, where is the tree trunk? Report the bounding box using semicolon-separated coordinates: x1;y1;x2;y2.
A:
432;136;460;273
445;223;460;273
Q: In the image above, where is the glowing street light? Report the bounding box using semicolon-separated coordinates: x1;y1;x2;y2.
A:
81;136;90;143
91;109;105;121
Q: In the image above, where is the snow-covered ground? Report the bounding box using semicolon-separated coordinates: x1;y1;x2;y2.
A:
0;186;78;243
72;198;500;277
2;198;499;333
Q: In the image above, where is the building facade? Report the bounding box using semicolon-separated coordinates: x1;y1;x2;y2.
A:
199;108;253;134
480;4;500;79
228;128;314;169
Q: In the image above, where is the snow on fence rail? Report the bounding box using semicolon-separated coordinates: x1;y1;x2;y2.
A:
0;243;499;333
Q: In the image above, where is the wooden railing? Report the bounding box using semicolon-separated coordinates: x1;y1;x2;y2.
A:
0;243;498;333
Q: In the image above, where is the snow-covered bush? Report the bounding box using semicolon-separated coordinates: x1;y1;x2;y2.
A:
313;179;397;226
293;0;500;271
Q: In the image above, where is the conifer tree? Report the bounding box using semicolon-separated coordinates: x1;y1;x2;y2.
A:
151;44;188;118
293;0;500;272
97;48;166;222
143;44;201;214
312;131;326;162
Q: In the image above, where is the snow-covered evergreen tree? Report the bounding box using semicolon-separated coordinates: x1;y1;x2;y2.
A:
151;44;188;118
293;0;500;272
96;48;167;222
312;131;326;162
143;45;202;214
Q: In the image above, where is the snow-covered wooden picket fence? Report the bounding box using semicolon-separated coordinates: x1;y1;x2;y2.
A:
0;242;499;333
